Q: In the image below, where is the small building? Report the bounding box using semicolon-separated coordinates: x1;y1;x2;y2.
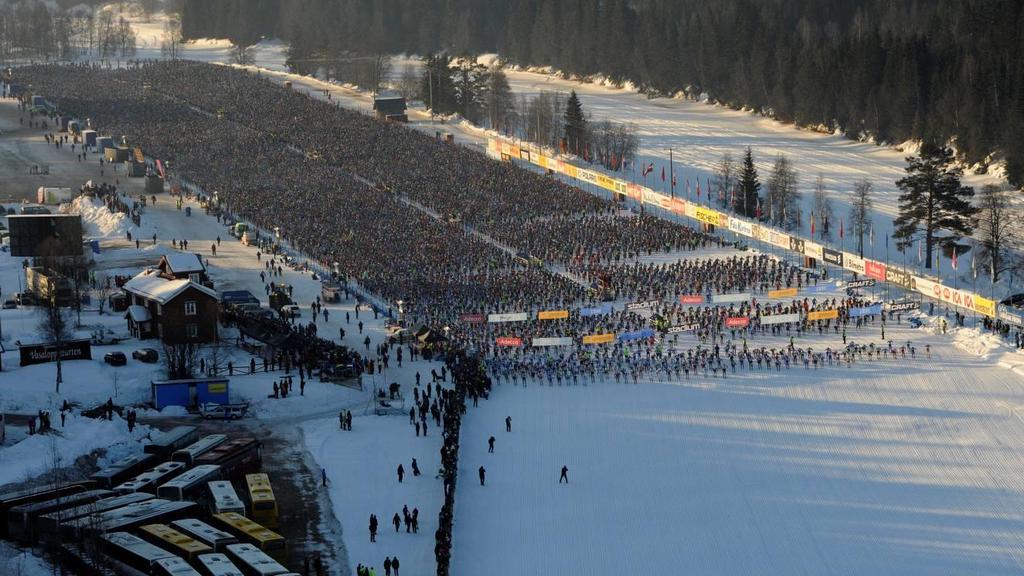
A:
151;378;230;410
156;253;211;285
122;269;219;343
373;95;408;122
25;267;74;307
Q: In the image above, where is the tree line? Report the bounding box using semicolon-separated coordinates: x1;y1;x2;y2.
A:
181;0;1024;189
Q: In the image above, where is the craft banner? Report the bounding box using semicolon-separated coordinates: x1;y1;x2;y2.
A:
459;313;486;323
769;230;791;249
802;283;834;294
807;309;839;321
678;295;705;305
625;299;661;311
537;310;569;320
711;293;751;304
846;279;876;289
618;328;657;342
665;323;699;334
582;333;616;345
885;267;915;290
488;312;529;323
695;206;721;227
888;301;920;312
768;287;799;299
495;337;523;347
532;337;574;347
848;304;882;318
724;316;750;329
579;304;613;317
760;312;801;325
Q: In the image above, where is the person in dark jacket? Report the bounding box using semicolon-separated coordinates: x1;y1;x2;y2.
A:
488;436;495;453
397;464;405;483
392;513;401;532
369;514;378;542
559;465;569;484
478;466;486;486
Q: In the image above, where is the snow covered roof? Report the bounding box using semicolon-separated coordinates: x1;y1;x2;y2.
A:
122;269;217;305
125;305;151;323
161;252;206;275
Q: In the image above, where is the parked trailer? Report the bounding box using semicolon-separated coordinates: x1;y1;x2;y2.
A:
224;543;290;576
115;461;187;494
145;426;200;458
63;499;197;540
7;489;113;543
171;518;239;552
172;434;228;466
157;465;223;501
36;186;74;205
90;453;158;489
196;553;245;576
38;492;153;538
0;481;92;538
101;531;177;574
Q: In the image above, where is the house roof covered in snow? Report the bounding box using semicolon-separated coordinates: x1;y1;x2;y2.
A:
122;269;217;305
125;305;151;323
160;253;205;275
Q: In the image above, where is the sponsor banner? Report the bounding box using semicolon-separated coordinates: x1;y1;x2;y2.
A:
488;312;529;323
695;206;721;227
532;337;574;347
728;218;753;236
849;304;882;318
495;337;523;347
802;283;834;294
846;279;876;289
922;281;978;312
974;296;996;318
885;267;914;290
678;294;705;305
19;339;92;366
596;174;618;192
998;305;1024;327
768;287;799;299
789;236;806;255
724;316;750;329
844;253;866;274
618;328;657;342
668;197;686;215
751;224;767;242
760;312;801;325
769;230;790;249
888;301;921;312
625;299;661;311
803;240;823;260
582;333;616;345
684;202;700;219
807;309;839;321
459;313;486;323
864;260;886;281
579;304;613;317
537;310;569;320
665;323;699;334
822;248;843;267
711;293;751;305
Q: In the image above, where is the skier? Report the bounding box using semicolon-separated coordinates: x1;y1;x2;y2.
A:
478;466;486;486
488;436;495;453
411;458;421;476
559;465;569;484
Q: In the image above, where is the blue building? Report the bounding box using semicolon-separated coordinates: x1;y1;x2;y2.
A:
151;378;230;410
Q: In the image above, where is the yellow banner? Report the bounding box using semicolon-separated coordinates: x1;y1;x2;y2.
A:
537;310;569;320
768;287;799;299
582;333;615;344
974;296;996;318
596;174;617;191
695;206;721;226
807;309;839;321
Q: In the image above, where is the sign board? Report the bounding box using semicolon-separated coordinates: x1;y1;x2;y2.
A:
532;337;574;347
19;339;92;366
625;300;661;311
678;295;705;305
888;301;920;312
537;310;569;320
665;324;699;334
846;279;876;289
760;312;801;325
582;333;615;345
711;293;751;305
488;312;529;323
768;288;799;299
724;317;750;329
807;309;839;321
495;337;523;347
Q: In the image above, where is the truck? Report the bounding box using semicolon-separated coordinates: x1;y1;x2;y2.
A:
232;222;248;238
36;187;74;205
321;282;343;303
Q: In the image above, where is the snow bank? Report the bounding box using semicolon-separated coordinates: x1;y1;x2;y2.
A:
65;196;132;240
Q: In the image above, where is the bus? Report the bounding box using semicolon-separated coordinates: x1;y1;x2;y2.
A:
0;481;92;538
172;435;228;466
139;523;214;562
145;426;200;458
197;553;245;576
244;474;278;529
208;481;245;516
224;543;290;576
194;438;262;479
101;531;177;574
90;453;158;489
7;489;112;543
115;461;187;494
37;492;153;538
64;499;197;540
157;465;222;501
154;556;203;576
171;518;239;552
211;513;287;564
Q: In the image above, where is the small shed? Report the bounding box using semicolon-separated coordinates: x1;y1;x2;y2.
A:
145;174;164;195
105;146;130;163
96;136;114;152
373;95;407;122
151;378;230;410
82;130;97;147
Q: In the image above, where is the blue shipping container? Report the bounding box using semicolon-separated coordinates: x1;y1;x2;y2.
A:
151;379;230;410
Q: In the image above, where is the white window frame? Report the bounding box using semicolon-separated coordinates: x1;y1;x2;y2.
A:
186;324;198;338
185;300;197;316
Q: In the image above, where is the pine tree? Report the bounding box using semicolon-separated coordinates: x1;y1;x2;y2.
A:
419;53;458;115
564;90;587;155
486;67;515;133
850;179;873;258
736;147;760;218
893;144;978;269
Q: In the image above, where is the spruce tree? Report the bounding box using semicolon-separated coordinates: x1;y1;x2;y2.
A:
736;147;760;218
564;90;587;155
893;143;978;269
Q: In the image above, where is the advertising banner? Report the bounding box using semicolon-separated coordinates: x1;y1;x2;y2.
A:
582;333;616;345
724;316;750;329
695;207;721;227
822;248;843;267
921;281;978;312
537;310;569;320
885;267;914;290
998;305;1024;327
496;337;523;347
625;299;661;311
751;224;767;242
488;312;529;323
768;287;799;299
19;339;92;366
789;236;806;255
459;313;486;323
888;301;921;312
760;312;801;325
803;241;823;260
678;295;705;305
848;304;882;318
974;296;996;318
769;230;791;249
807;309;839;321
711;293;751;305
665;323;699;334
532;337;574;347
846;279;876;289
728;218;753;236
618;328;657;342
579;304;613;317
844;253;866;274
865;260;887;281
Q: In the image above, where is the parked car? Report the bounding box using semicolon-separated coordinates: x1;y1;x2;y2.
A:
280;304;301;318
132;348;159;363
200;403;249;420
104;352;127;366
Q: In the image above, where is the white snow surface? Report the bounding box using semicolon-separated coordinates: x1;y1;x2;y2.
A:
65;195;133;240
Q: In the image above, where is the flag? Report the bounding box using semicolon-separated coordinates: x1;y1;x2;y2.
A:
661;166;665;182
917;240;922;263
810;211;815;237
642;162;653;177
756;198;762;219
840;219;844;239
672;171;677;187
696;180;701;199
686;179;691;197
971;248;977;279
869;226;874;246
730;187;735;209
952;248;957;270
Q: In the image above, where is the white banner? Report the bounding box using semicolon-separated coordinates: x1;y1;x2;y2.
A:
728;218;753;236
532;337;574;347
844;252;866;274
760;312;801;325
488;312;529;323
803;241;823;260
711;293;751;304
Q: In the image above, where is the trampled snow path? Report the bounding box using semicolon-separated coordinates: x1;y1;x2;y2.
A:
455;325;1024;576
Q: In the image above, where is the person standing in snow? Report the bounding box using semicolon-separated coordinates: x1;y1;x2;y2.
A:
559;465;569;484
478;466;486;486
488;436;495;453
369;514;378;542
397;464;405;483
411;458;421;476
392;513;401;532
391;557;399;576
384;557;392;576
505;416;512;432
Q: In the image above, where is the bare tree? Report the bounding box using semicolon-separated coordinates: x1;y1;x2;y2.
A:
975;184;1015;282
162;342;199;380
160;13;182;59
714;152;737;209
811;174;834;241
397;63;421;101
850;178;874;257
95;274;114;315
766;154;801;230
205;343;227;376
232;44;254;66
37;282;74;395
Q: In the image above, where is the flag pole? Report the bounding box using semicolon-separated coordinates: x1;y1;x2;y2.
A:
669;148;674;199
